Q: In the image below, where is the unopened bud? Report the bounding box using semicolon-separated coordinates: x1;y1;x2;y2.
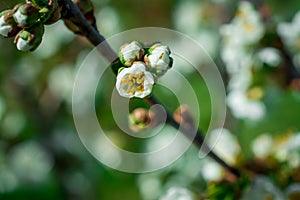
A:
173;105;195;130
119;41;145;67
129;108;152;132
144;43;173;77
0;10;20;37
13;2;40;28
44;4;62;25
14;23;44;51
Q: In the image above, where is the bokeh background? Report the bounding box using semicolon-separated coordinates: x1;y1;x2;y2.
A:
0;0;300;199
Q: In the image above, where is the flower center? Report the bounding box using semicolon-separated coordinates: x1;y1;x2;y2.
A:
121;72;145;95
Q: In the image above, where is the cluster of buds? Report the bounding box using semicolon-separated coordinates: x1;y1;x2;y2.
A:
116;41;173;98
0;0;61;51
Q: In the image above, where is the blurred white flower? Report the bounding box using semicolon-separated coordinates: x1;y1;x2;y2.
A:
277;11;300;53
96;6;121;36
160;187;195;200
201;160;222;181
173;1;201;34
138;174;162;200
0;166;18;193
233;1;265;44
48;64;75;103
2;111;26;139
241;176;285;200
252;134;273;158
257;48;282;67
208;128;241;165
274;133;300;168
116;62;154;98
8;141;53;183
227;90;266;120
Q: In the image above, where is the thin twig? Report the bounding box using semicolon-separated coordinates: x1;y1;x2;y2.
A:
61;0;241;178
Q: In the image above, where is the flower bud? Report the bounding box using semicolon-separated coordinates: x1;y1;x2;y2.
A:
26;0;52;9
118;41;145;67
144;43;173;77
173;105;195;130
116;61;154;98
129;108;151;132
0;10;20;37
13;2;40;28
43;4;62;25
14;23;44;51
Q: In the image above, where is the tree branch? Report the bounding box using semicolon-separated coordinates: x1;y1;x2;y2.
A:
61;0;241;178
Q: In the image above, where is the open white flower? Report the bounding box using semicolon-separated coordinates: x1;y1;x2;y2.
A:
116;62;154;98
118;41;144;66
145;43;172;76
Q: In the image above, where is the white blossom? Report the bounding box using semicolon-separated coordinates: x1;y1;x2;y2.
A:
227;90;266;120
277;11;300;53
119;41;144;66
257;48;282;67
208;128;241;165
145;44;172;76
116;62;154;98
252;134;273;158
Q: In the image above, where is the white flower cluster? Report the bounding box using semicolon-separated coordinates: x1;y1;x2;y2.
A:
252;132;300;169
278;11;300;67
220;1;266;120
116;41;173;98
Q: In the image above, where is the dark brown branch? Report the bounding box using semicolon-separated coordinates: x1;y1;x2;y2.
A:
61;0;241;178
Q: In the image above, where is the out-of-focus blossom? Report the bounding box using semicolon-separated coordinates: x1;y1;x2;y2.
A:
159;187;195;200
277;11;300;53
274;133;300;168
241;176;285;200
8;141;53;183
252;134;273;158
257;48;282;67
227;90;266;120
278;11;300;68
116;62;154;98
208;128;241;165
48;64;75;103
201;160;223;181
220;1;266;120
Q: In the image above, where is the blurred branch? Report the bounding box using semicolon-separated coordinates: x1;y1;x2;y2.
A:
60;0;241;178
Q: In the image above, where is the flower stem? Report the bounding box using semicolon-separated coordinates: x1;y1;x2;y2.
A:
61;0;241;178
